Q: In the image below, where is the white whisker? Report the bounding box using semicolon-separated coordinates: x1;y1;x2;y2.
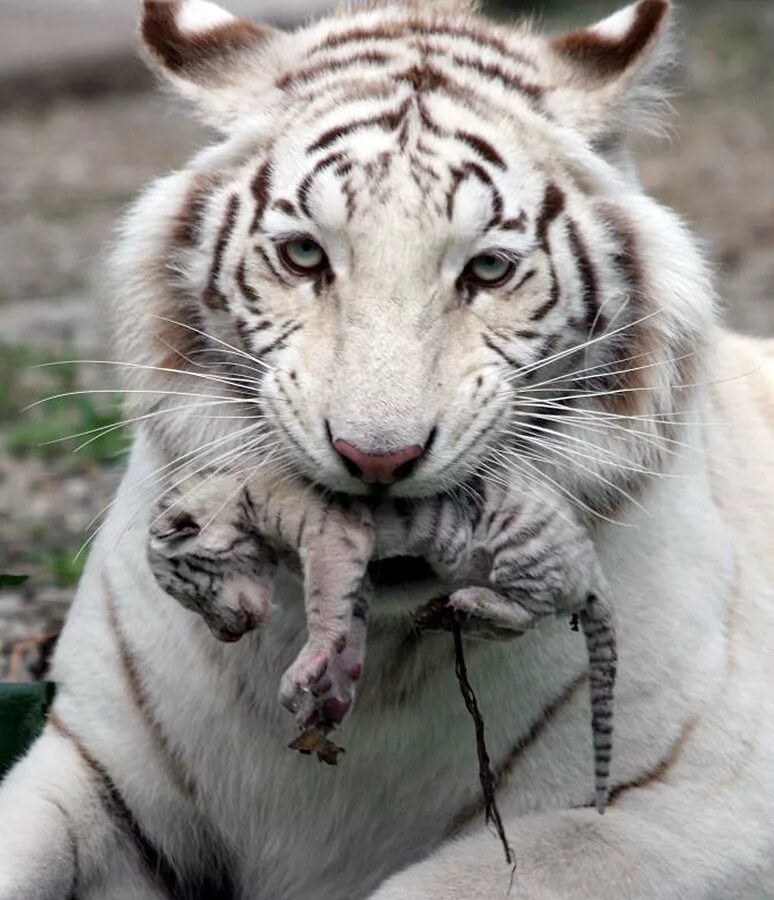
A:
504;308;664;385
505;420;664;477
500;432;650;514
33;359;261;397
487;447;633;528
24;389;250;413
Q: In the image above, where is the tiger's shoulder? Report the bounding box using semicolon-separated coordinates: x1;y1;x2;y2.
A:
713;329;774;424
708;329;774;580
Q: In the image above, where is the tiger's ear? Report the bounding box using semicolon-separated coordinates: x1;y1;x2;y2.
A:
140;0;283;130
548;0;674;146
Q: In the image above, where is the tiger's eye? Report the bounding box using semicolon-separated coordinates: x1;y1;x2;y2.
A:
468;254;513;285
280;238;327;274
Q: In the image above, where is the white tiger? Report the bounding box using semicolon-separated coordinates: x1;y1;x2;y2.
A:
1;0;774;898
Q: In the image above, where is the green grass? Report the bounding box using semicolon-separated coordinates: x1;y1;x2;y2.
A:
6;397;128;463
0;341;128;465
24;550;86;588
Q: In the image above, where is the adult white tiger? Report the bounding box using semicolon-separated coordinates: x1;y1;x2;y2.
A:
2;0;774;896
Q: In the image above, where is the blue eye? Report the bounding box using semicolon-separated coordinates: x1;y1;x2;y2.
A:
467;254;513;286
279;238;327;274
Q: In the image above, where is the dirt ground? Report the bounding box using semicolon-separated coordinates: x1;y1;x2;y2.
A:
1;0;772;678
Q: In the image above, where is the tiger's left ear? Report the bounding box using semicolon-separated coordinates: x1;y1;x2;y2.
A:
548;0;674;146
140;0;284;130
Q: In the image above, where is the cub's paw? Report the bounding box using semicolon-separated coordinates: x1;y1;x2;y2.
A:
279;604;367;729
147;492;277;642
148;542;276;642
413;589;533;641
448;586;537;638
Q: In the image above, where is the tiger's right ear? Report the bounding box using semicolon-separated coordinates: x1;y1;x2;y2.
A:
140;0;283;130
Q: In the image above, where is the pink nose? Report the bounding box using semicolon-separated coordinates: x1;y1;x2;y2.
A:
333;439;425;484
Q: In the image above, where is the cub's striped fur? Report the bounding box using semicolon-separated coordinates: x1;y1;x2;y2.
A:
2;1;774;898
148;472;616;810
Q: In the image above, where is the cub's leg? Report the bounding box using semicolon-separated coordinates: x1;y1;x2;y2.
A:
448;490;616;812
399;487;615;810
272;496;374;730
147;469;375;731
147;475;276;642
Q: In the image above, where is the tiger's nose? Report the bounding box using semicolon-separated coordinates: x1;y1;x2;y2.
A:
332;439;426;484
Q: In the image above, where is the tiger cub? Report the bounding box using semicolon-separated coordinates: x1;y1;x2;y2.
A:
148;473;617;812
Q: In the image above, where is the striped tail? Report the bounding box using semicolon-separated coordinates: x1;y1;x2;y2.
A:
580;591;617;814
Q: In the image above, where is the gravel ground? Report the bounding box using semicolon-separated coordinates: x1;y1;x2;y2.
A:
1;0;772;679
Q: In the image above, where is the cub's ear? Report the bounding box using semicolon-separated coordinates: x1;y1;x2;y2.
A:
548;0;674;146
140;0;283;130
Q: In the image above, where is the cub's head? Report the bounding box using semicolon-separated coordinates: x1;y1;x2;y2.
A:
116;0;713;512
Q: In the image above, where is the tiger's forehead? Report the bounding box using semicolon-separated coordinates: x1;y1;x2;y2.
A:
190;7;576;253
277;6;547;118
257;82;546;248
252;8;556;238
259;122;542;258
270;8;548;160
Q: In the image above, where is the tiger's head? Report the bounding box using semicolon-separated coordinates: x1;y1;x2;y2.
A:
116;0;714;513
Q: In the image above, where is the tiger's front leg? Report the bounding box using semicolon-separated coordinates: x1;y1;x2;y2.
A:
147;475;277;643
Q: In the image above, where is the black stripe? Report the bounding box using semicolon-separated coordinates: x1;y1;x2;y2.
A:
536;183;565;249
530;260;560;321
510;268;537;295
483;333;521;368
49;714;183;897
254;322;303;361
449;53;543;100
418;24;540;73
566;218;600;335
272;198;297;217
276;50;392;89
235;258;262;311
501;211;527;232
256;246;288;285
307;99;410;154
309;22;539;73
249;160;272;234
204;193;240;310
297;152;346;217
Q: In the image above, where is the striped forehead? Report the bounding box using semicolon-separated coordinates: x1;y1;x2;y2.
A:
260;34;548;239
236;8;557;247
274;11;545;150
278;8;545;114
260;130;541;253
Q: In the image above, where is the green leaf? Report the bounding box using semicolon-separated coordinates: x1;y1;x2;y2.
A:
0;573;29;588
0;682;56;780
43;551;85;588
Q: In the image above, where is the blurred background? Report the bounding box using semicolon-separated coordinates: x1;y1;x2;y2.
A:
0;0;772;679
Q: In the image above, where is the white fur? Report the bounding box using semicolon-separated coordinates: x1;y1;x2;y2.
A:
2;1;774;897
593;3;643;40
178;0;236;33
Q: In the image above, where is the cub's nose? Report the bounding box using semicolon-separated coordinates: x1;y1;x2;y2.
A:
332;439;425;485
